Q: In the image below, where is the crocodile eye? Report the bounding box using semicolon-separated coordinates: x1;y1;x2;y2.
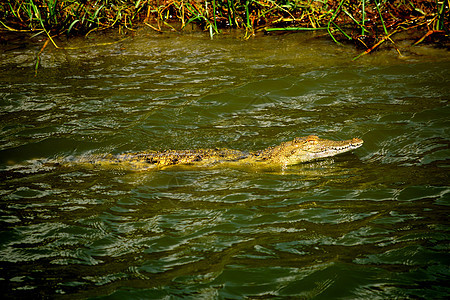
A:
306;136;319;144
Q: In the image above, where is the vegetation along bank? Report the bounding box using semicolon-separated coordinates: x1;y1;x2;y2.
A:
1;1;448;54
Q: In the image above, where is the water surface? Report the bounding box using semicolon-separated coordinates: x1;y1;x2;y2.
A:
0;29;449;298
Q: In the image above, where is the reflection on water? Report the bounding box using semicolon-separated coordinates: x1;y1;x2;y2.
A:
0;29;449;298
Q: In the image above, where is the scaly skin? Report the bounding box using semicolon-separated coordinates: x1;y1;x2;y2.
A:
73;135;363;170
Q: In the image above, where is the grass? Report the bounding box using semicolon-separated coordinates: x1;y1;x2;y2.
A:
1;1;448;47
0;1;446;75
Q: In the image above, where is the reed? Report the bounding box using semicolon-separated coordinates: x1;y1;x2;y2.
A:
361;0;365;36
1;0;448;47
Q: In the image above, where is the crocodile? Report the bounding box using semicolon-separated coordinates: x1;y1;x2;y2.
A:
70;135;363;170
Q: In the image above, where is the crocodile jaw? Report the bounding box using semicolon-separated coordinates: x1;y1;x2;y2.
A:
291;136;364;164
305;138;364;161
259;135;364;166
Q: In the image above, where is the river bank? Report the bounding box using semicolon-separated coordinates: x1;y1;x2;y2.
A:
2;1;448;46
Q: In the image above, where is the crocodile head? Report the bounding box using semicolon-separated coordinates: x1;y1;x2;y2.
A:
258;135;364;166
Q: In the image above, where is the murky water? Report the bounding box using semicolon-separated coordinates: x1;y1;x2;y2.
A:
1;29;449;298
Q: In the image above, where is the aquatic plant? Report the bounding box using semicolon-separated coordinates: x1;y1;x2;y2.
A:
1;1;448;46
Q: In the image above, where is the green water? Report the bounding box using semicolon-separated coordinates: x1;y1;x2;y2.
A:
1;30;449;299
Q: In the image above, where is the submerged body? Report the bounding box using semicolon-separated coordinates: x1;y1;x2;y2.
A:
73;135;363;170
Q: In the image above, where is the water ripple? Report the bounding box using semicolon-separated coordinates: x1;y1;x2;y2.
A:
0;33;449;298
